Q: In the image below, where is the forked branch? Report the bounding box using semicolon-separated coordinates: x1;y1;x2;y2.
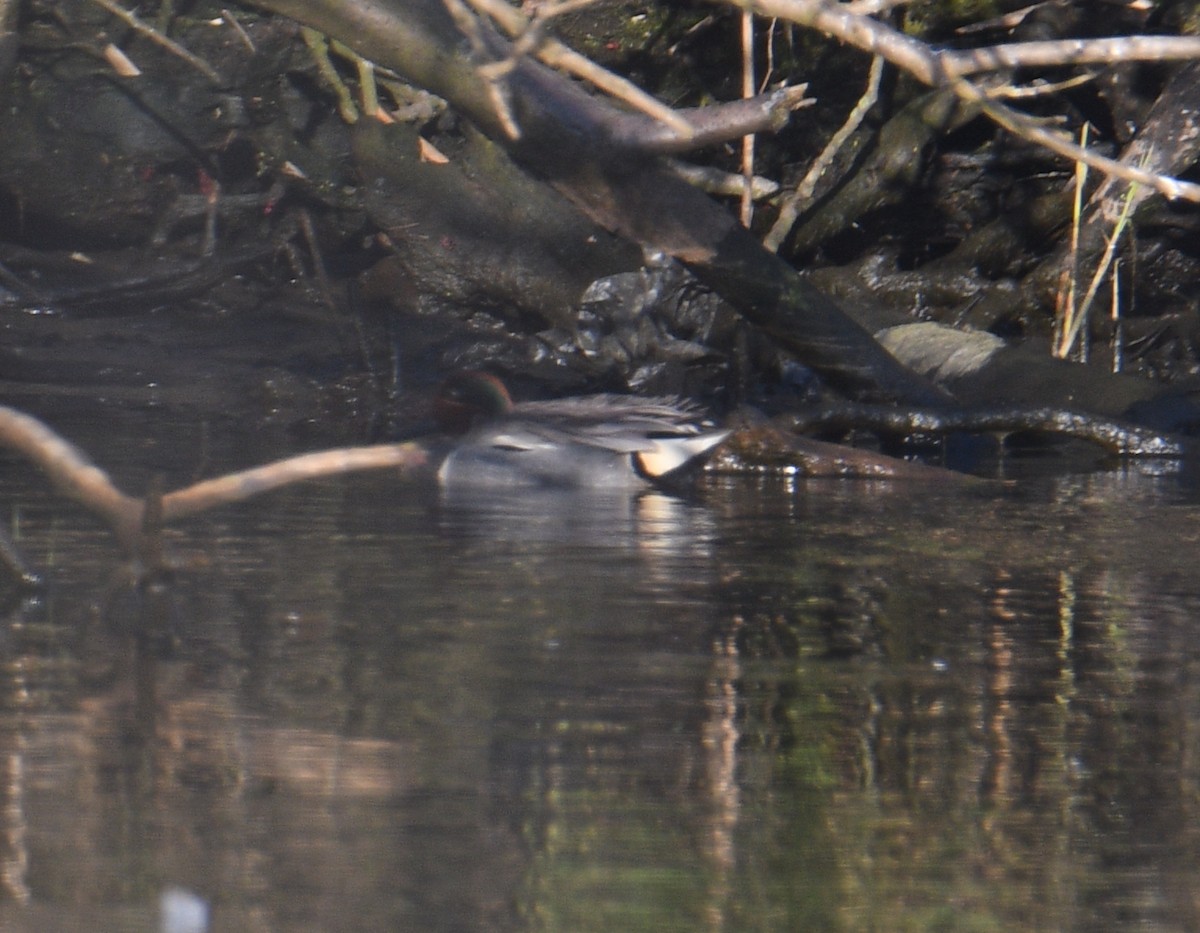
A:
723;0;1200;202
0;407;427;565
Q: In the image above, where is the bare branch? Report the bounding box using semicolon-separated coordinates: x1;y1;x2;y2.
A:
603;85;813;155
735;0;1200;82
954;2;1052;35
442;0;524;137
0;407;428;556
766;54;884;252
953;77;1200;202
728;0;940;83
670;161;780;199
842;0;912;15
302;26;360;122
724;0;1200;202
0;407;141;539
465;0;696;138
87;0;225;86
220;9;258;53
986;73;1096;101
161;445;428;522
941;36;1200;79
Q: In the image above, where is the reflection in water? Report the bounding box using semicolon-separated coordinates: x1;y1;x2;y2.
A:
438;485;717;555
0;461;1193;930
159;887;208;933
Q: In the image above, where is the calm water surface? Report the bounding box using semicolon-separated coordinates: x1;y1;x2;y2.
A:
0;404;1195;932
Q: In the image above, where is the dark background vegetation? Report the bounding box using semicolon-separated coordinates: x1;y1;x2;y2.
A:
2;0;1200;447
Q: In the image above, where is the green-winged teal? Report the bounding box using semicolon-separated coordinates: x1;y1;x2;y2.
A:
434;372;729;490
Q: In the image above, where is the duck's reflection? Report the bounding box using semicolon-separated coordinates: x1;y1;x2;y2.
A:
436;485;720;569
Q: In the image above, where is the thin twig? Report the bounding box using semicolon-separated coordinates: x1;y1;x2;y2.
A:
0;407;428;553
296;208;337;308
842;0;913;15
729;0;1200;202
954;1;1051;35
527;0;604;17
87;0;225;86
161;445;428;522
733;0;938;84
302;27;359;123
955;79;1200;202
465;0;695;138
670;161;780;199
985;72;1095;100
940;35;1200;79
221;9;257;54
736;0;1200;84
442;0;523;138
761;16;777;91
765;54;884;253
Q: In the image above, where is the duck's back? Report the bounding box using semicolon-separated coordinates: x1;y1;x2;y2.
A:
437;394;727;490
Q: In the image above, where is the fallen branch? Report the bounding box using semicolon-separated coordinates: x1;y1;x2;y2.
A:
0;407;427;563
786;403;1189;457
247;0;946;404
0;406;142;540
161;445;428;522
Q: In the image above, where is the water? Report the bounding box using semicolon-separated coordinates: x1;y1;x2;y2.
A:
0;402;1195;931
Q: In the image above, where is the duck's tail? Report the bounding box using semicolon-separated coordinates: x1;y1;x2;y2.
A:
634;430;731;482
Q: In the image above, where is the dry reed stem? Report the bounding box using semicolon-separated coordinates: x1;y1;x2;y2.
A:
740;10;756;228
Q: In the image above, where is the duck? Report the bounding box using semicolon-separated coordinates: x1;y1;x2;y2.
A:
433;371;729;490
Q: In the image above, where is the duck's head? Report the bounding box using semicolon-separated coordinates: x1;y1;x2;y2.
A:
434;371;516;434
